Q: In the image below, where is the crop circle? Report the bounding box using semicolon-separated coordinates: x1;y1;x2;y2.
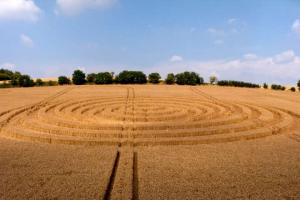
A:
0;94;294;146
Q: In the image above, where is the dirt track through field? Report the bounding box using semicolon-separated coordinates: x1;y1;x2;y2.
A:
103;151;120;200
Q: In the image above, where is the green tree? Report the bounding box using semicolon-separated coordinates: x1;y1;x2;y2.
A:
165;73;175;84
47;80;58;86
58;76;71;85
87;73;97;83
291;87;296;92
115;71;147;84
298;80;300;90
18;75;35;87
148;73;161;84
72;70;86;85
95;72;113;84
263;83;268;89
11;72;22;86
175;71;203;85
0;68;14;79
0;73;10;81
35;79;44;86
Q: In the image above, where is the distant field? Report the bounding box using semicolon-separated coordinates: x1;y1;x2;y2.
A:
0;85;299;199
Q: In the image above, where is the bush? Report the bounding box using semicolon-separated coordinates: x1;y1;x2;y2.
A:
298;80;300;89
115;71;147;84
95;72;113;84
271;84;285;91
209;76;218;84
35;79;44;86
0;73;10;81
148;73;161;84
165;73;175;84
263;83;268;89
72;70;86;85
0;83;12;88
291;87;296;92
87;73;97;83
58;76;71;85
217;80;260;88
18;75;35;87
10;72;22;86
0;69;14;79
175;71;204;85
46;80;58;86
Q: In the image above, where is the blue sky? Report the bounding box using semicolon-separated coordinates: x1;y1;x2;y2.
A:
0;0;300;84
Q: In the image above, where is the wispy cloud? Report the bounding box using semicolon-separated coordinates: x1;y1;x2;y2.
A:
243;54;258;60
207;28;225;37
20;34;34;48
0;62;16;70
292;19;300;35
208;18;246;45
55;0;118;16
0;0;41;22
227;18;237;25
213;40;224;45
170;55;183;62
274;50;295;63
150;50;300;85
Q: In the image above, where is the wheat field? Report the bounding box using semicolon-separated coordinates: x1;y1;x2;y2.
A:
0;85;299;199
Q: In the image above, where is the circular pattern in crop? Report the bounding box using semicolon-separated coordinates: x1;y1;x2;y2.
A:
0;92;295;146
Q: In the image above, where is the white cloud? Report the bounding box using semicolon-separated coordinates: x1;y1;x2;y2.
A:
243;53;258;60
294;56;300;64
20;34;34;47
292;19;300;34
274;50;295;63
56;0;118;15
149;50;300;85
227;18;237;25
0;0;41;22
207;28;225;36
170;55;183;62
0;62;16;69
208;19;245;45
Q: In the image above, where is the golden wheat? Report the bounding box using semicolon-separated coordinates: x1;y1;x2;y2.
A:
0;86;295;146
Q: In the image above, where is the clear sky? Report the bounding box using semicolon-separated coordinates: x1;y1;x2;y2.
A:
0;0;300;84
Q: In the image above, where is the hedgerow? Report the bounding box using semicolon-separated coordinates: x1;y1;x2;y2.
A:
271;84;285;91
217;80;260;88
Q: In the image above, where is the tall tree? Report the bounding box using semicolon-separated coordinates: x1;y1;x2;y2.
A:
72;70;86;85
148;73;161;84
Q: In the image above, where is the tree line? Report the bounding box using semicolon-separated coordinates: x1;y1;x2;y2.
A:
61;70;205;86
0;68;299;92
0;69;203;87
217;80;260;88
